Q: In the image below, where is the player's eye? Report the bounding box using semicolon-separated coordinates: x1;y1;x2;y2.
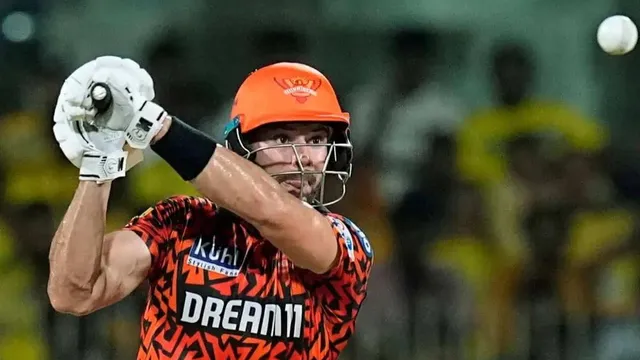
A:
309;135;328;144
274;134;289;144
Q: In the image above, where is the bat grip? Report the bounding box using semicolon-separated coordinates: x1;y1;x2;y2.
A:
90;82;113;114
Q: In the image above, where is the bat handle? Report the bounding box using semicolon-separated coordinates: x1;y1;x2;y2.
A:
90;82;113;114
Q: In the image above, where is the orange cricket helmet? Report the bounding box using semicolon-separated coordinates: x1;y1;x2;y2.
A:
223;62;353;207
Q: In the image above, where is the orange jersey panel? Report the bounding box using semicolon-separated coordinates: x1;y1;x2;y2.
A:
125;196;373;359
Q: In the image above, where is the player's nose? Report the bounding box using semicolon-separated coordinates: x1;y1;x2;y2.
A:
291;146;313;168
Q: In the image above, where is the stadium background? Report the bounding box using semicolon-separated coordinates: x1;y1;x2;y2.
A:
3;0;640;359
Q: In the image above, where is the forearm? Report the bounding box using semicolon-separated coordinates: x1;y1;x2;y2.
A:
152;116;292;225
151;117;336;272
193;147;291;225
48;181;110;305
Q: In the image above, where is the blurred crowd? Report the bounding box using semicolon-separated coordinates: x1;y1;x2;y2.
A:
2;24;640;360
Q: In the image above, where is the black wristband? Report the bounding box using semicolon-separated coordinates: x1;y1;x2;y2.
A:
150;117;218;181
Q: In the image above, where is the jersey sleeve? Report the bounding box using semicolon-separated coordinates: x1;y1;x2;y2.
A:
303;214;374;324
124;196;211;280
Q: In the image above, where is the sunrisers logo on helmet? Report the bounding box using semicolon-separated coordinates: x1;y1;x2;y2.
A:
273;77;322;103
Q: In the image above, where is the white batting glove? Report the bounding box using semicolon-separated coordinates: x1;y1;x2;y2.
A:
84;57;167;149
53;105;129;182
53;56;159;182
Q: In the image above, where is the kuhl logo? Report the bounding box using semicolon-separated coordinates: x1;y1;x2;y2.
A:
187;235;247;276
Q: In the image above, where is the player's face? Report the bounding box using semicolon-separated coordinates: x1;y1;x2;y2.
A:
249;123;331;199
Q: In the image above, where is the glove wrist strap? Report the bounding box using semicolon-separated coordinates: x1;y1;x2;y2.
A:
79;150;128;183
125;101;167;149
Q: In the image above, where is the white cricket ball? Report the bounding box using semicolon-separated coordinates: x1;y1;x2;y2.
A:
597;15;638;55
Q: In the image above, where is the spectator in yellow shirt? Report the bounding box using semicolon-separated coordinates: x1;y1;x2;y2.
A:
457;42;606;188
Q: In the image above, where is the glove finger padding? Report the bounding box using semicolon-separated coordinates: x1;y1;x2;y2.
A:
119;58;155;100
53;121;84;168
54;98;128;171
66;61;98;93
94;56;154;100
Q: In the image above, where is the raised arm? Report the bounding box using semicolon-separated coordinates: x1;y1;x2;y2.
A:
47;181;151;315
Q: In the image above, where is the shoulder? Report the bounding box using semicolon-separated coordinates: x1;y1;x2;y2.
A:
325;212;359;230
325;213;374;259
152;195;215;214
127;195;217;228
125;196;223;246
162;195;216;210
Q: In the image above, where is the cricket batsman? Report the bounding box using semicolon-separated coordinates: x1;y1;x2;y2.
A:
47;56;373;359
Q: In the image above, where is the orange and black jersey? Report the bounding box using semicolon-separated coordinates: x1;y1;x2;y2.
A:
125;195;373;360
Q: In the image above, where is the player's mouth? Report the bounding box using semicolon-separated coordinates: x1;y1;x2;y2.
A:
283;179;305;192
282;177;316;195
284;179;303;187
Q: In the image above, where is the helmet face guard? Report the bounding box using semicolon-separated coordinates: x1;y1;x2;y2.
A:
224;120;353;207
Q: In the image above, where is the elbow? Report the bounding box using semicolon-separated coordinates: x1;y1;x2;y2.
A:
304;259;334;275
249;192;336;273
257;203;334;273
47;281;94;316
